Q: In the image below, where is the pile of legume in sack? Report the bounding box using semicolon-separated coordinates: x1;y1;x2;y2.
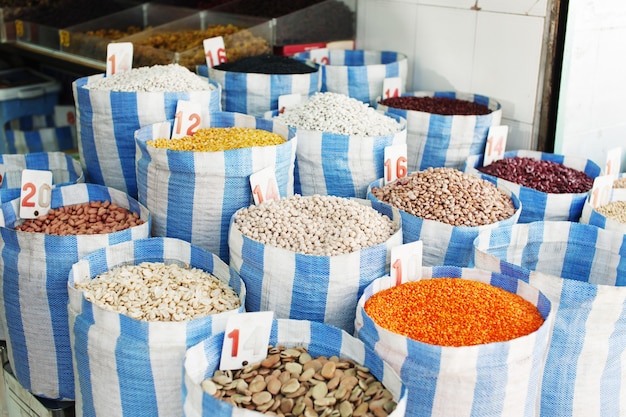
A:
148;127;286;152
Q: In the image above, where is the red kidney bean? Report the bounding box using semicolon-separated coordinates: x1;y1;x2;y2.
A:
378;96;491;116
477;156;594;194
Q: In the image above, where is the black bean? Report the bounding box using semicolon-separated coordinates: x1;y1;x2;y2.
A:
213;54;317;74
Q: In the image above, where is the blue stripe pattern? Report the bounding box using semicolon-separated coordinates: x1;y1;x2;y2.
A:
321;132;354;197
110;92;140;197
239;237;265;312
420;114;452;169
291;254;330;323
74;78;102;185
74;304;95;417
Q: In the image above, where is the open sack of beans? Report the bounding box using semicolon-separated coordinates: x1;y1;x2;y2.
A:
73;64;221;199
0;183;150;401
197;54;321;117
272;92;407;198
183;318;407;417
465;149;601;222
229;195;402;334
376;91;502;171
367;167;521;267
293;49;408;107
0;151;84;204
473;221;626;416
135;111;296;263
68;236;245;417
355;266;554;417
579;174;626;233
4;112;77;154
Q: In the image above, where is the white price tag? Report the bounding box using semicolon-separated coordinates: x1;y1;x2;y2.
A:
483;125;508;166
390;241;423;286
106;42;133;77
382;77;402;101
250;166;280;205
220;311;274;371
151;121;172;140
203;36;227;68
605;147;622;177
589;174;613;209
172;100;202;139
384;144;408;184
326;40;355;50
19;169;53;219
309;48;329;65
278;93;305;114
53;105;76;127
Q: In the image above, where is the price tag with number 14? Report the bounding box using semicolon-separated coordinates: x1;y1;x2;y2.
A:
220;311;274;371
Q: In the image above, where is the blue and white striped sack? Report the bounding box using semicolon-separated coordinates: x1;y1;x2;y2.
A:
367;176;521;267
472;221;626;417
135;112;296;263
183;318;407;417
4;113;77;154
465;150;601;223
580;173;626;234
294;49;408;107
0;151;84;204
198;60;321;117
72;74;221;199
377;91;502;172
0;183;151;401
228;201;402;334
68;237;246;417
354;267;554;417
285;112;406;198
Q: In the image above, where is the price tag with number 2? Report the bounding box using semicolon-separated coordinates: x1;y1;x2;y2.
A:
20;169;53;219
220;311;274;371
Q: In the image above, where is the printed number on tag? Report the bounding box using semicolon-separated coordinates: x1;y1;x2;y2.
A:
390;241;423;286
250;166;280;205
309;48;329;65
384;144;408;184
483;126;508;166
204;36;227;68
172;100;202;138
20;169;53;219
605;147;622;177
589;174;613;209
106;42;133;76
220;311;274;371
382;77;402;100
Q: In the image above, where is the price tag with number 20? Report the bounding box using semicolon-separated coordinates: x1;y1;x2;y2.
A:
20;169;53;219
220;311;274;371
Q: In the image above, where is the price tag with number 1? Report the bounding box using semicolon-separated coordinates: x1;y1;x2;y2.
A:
390;240;423;286
220;311;274;371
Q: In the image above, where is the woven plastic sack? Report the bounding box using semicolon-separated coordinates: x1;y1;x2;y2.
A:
197;60;321;117
277;111;406;199
294;49;408;106
4;113;77;154
376;91;502;171
367;176;521;267
135;112;296;263
0;151;84;204
68;237;246;417
472;221;626;416
0;183;151;401
72;74;221;199
183;318;407;417
465;150;601;223
228;201;402;334
579;173;626;234
355;266;554;417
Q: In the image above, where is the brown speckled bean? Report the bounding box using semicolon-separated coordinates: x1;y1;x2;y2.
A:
14;201;144;235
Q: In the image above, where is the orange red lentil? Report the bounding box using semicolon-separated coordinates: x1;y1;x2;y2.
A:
364;278;544;347
147;127;286;152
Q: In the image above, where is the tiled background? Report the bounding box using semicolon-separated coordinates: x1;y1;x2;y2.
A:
355;0;626;169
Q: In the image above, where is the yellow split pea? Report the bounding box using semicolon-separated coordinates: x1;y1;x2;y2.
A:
148;127;286;152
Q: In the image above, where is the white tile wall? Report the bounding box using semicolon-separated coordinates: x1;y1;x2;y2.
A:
555;0;626;169
357;0;552;151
